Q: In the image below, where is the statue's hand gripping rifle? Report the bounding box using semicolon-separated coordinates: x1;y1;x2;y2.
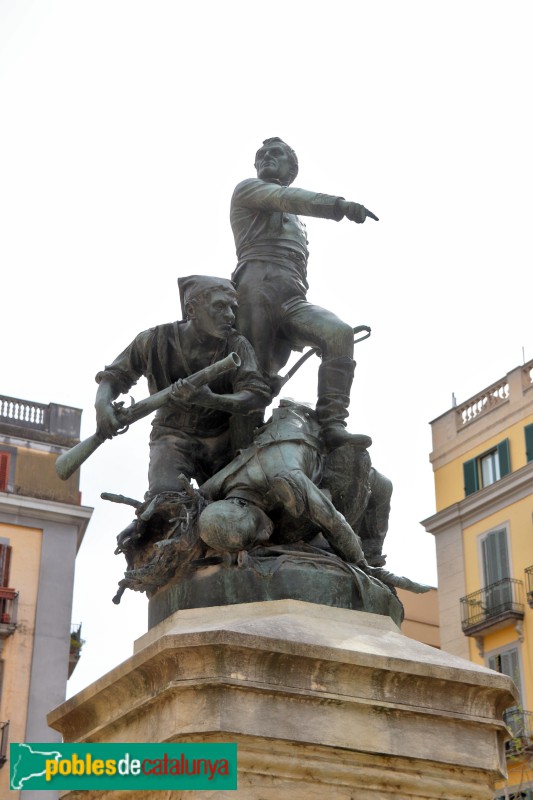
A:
55;352;241;481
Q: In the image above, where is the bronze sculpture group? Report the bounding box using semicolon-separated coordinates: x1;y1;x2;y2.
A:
57;138;427;618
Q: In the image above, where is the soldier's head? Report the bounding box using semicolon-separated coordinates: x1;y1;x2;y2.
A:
178;275;238;339
198;498;273;552
255;137;298;186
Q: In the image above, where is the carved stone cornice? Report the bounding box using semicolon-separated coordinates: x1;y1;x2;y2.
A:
0;492;93;549
422;461;533;535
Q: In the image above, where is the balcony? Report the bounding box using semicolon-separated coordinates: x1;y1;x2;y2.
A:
526;565;533;608
504;708;533;757
0;721;8;767
456;375;509;428
0;393;81;445
495;788;533;800
0;588;18;638
460;578;525;636
69;623;84;678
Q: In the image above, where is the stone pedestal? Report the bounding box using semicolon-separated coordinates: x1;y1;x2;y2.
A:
49;600;516;799
148;556;404;627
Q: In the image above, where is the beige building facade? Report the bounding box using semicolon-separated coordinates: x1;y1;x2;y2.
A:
397;586;440;649
0;394;92;799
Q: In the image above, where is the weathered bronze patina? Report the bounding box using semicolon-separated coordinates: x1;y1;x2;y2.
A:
57;147;427;623
230;137;378;451
94;275;271;496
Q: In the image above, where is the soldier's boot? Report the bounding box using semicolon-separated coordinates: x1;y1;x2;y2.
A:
361;469;393;566
267;473;307;518
316;356;372;452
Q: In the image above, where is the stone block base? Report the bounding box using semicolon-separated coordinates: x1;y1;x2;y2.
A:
49;600;516;799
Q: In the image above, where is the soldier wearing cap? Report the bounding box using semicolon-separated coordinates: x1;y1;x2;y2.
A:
94;275;271;496
230;137;378;451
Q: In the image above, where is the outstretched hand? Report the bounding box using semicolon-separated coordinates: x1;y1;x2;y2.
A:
340;200;379;223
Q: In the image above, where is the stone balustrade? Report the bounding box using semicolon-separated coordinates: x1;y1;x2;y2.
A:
456;357;533;429
0;393;82;442
457;378;510;428
0;394;49;430
522;361;533;392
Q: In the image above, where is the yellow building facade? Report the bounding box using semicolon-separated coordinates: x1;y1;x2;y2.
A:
423;360;533;798
0;394;92;799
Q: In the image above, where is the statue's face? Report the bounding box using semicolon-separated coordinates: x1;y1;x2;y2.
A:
190;289;237;339
255;142;292;184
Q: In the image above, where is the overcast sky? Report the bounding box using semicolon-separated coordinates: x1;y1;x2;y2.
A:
1;0;532;698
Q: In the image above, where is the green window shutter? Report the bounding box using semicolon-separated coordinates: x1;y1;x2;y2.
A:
525;423;533;463
500;649;520;687
482;528;510;585
487;648;521;687
497;438;511;477
463;458;479;496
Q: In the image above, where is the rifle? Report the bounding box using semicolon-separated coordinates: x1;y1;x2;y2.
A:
275;325;371;393
55;352;241;481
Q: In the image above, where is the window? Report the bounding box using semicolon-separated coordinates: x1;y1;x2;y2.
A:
0;541;13;626
488;647;522;689
0;721;7;768
488;646;524;729
481;528;510;586
0;543;11;588
489;646;532;763
480;449;501;486
525;423;533;463
0;453;9;493
480;527;513;611
463;439;510;496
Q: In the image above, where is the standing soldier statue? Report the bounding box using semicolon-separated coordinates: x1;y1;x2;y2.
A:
230;137;378;451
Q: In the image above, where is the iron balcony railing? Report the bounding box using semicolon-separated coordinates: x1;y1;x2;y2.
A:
495;789;533;800
0;721;8;767
504;708;533;756
526;565;533;608
0;588;18;638
460;578;524;636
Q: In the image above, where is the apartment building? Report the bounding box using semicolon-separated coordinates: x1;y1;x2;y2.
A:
0;394;92;798
422;360;533;798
